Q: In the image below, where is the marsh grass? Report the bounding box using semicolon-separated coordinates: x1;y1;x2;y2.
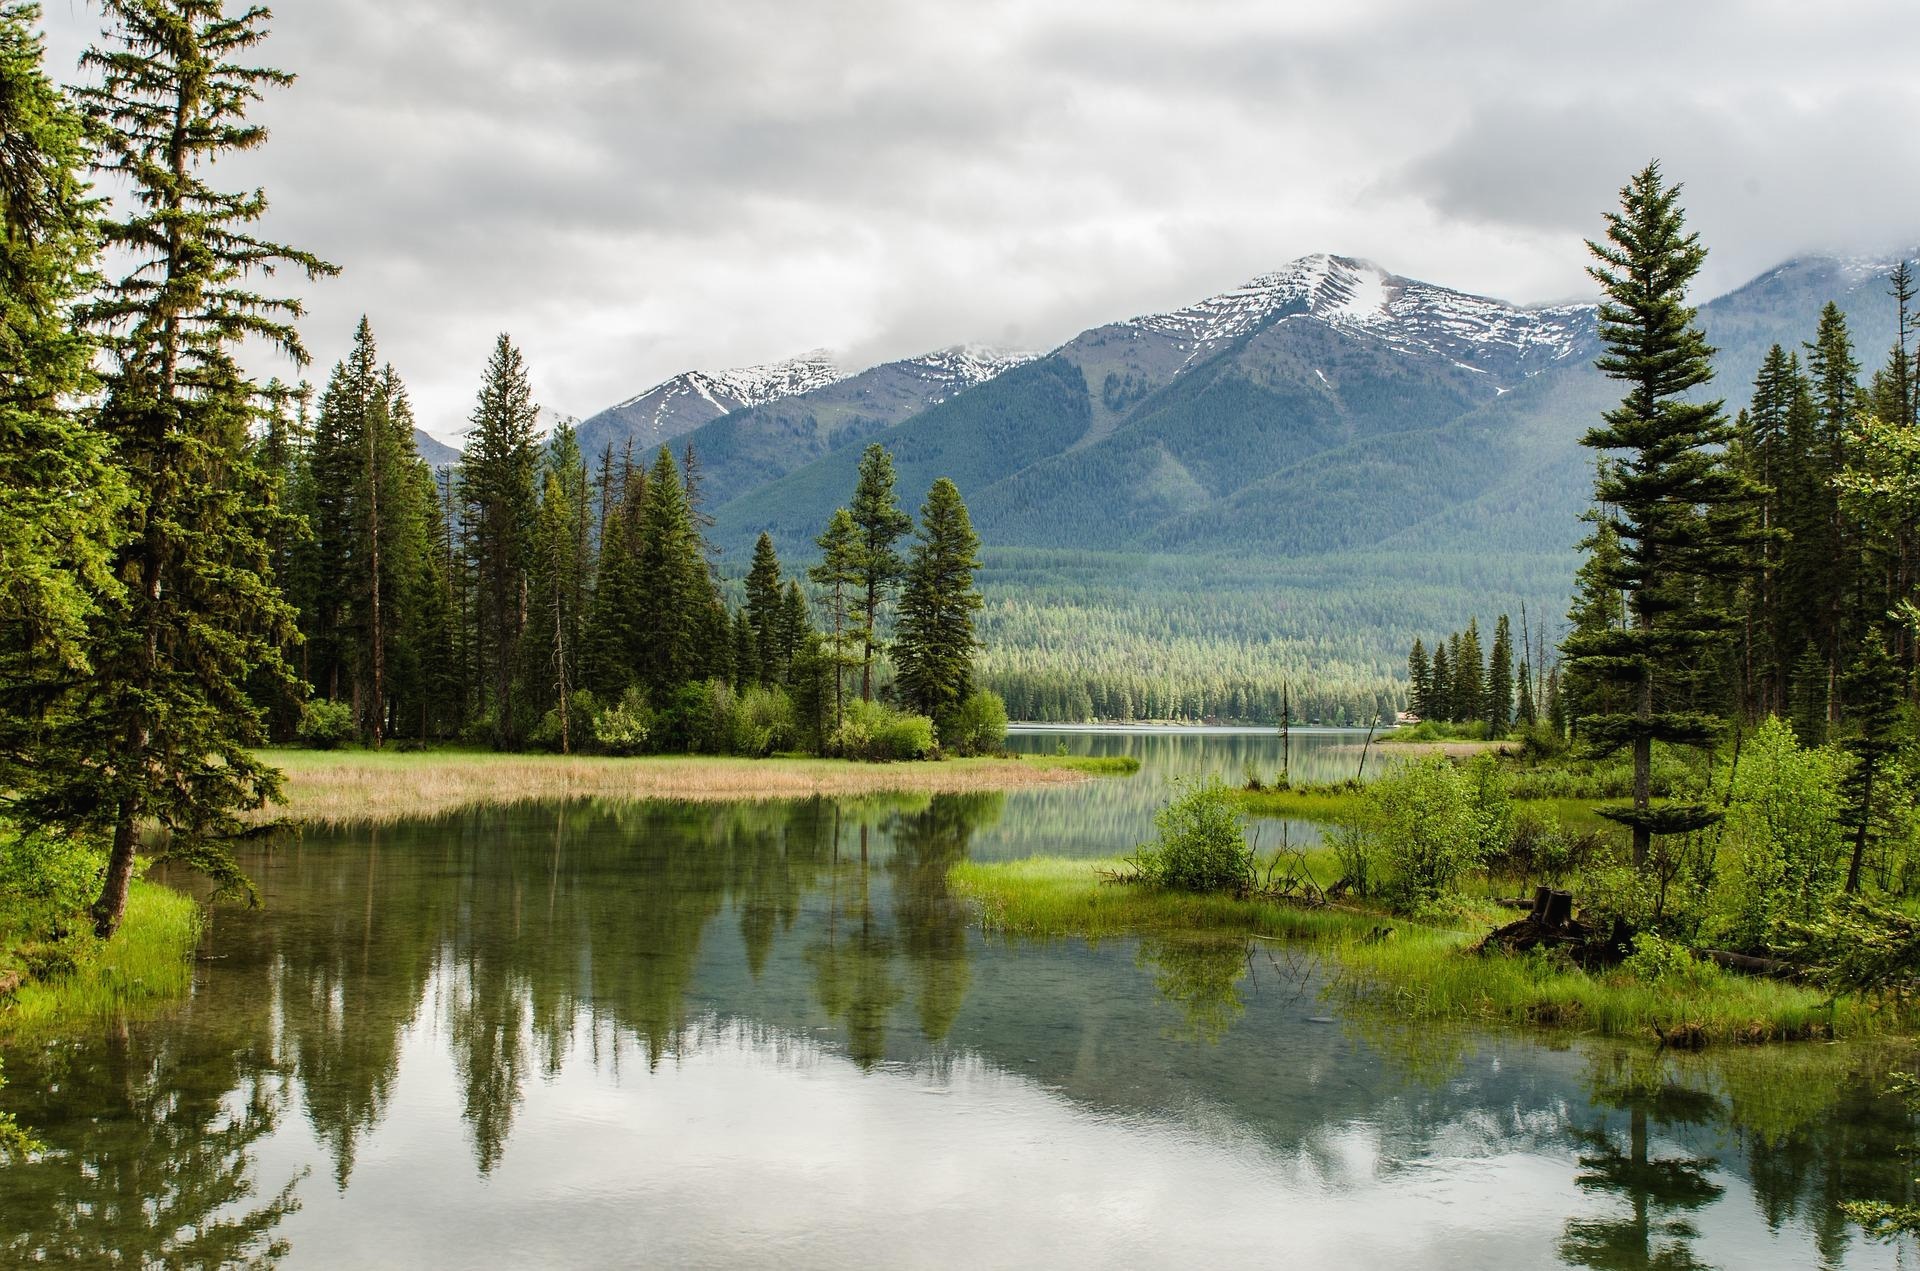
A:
2;882;201;1035
1018;753;1142;776
950;856;1903;1045
261;747;1089;826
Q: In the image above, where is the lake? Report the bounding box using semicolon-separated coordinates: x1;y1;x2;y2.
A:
2;729;1914;1268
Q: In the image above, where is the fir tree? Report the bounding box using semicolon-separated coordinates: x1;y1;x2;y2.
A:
1788;642;1829;746
1839;635;1905;893
809;506;862;734
744;532;784;686
458;335;540;746
848;444;913;702
1429;641;1452;725
47;0;335;936
894;478;983;725
1486;614;1514;733
1454;620;1485;728
1805;302;1861;712
633;445;708;697
1407;638;1432;719
778;579;812;684
1564;162;1748;867
0;2;124;777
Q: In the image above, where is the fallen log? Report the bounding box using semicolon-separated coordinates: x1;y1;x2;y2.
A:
1697;948;1800;980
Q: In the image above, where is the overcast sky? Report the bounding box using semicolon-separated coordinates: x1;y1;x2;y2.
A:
32;0;1920;440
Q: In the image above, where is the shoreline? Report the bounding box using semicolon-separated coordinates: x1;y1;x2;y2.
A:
259;748;1095;827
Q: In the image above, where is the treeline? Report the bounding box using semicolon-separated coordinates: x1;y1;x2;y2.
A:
1406;613;1560;733
266;323;1001;760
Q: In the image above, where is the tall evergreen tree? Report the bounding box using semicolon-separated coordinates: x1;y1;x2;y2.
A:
633;445;707;697
1453;620;1484;728
894;478;983;725
1486;614;1514;733
848;444;913;702
0;3;124;783
1429;641;1452;725
41;0;335;936
1838;634;1905;893
1806;302;1862;713
809;506;862;735
458;335;539;747
1407;639;1432;719
525;425;590;748
1564;162;1748;867
744;532;784;685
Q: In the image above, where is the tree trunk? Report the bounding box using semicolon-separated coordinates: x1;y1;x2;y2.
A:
92;802;140;939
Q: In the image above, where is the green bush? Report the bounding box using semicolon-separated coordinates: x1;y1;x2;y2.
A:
1130;778;1254;894
944;690;1008;757
1622;932;1707;986
731;685;796;757
0;827;104;941
296;699;356;749
1719;718;1846;949
591;686;655;756
530;690;600;752
1330;757;1486;910
832;699;936;761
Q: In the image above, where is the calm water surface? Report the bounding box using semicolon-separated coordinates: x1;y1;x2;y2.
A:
2;729;1915;1268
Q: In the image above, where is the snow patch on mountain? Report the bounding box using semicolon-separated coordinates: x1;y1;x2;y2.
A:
898;344;1040;398
1125;253;1593;371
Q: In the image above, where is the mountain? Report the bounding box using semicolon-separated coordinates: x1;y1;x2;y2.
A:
411;428;461;470
714;255;1599;558
575;349;844;462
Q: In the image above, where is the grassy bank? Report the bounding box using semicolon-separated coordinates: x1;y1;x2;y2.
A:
1017;753;1142;776
949;857;1891;1046
2;882;201;1036
262;747;1093;826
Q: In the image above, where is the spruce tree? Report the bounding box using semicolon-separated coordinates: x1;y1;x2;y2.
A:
848;444;913;701
458;335;539;746
744;532;784;686
1806;302;1862;712
809;506;862;734
633;445;707;698
1565;162;1749;867
1454;620;1484;728
1407;638;1432;719
894;478;983;725
46;0;335;935
1839;634;1905;893
779;580;812;683
0;3;124;771
1429;641;1452;725
1486;614;1514;733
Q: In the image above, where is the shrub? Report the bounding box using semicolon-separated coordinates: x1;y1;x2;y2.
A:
1719;718;1847;949
1333;757;1484;910
731;685;796;757
530;690;599;752
297;699;356;749
1622;932;1706;986
0;828;103;941
591;686;655;756
944;690;1008;757
684;679;737;754
832;699;936;762
1130;778;1254;894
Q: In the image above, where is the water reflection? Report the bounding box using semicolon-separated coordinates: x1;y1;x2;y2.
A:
0;768;1914;1267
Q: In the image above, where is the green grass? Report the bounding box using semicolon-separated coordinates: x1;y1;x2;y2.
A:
949;857;1902;1046
1232;783;1365;822
1019;753;1143;776
2;882;202;1035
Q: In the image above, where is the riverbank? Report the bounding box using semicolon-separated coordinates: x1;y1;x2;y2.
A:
1;882;201;1037
949;857;1891;1046
261;748;1098;826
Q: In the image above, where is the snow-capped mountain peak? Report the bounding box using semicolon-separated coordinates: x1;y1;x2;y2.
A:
1126;253;1593;370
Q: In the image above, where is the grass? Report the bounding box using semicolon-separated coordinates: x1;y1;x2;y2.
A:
1233;783;1366;822
1;881;202;1036
948;856;1900;1046
260;746;1091;826
1018;753;1142;776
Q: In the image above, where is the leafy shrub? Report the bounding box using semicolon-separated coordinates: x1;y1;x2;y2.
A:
1776;894;1920;1006
591;686;655;756
297;699;355;749
1621;933;1706;986
1129;778;1254;894
0;828;103;941
530;690;599;752
684;679;737;754
731;685;796;757
1719;718;1846;949
944;690;1008;757
1330;757;1485;910
832;699;935;762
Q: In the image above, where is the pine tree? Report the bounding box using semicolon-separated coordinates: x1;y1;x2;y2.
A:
1564;162;1748;867
1486;614;1514;733
848;444;913;702
809;506;862;735
1788;642;1829;746
1806;302;1862;714
779;580;812;683
45;0;335;936
1429;641;1452;725
1734;346;1798;716
731;609;758;691
1407;638;1432;719
458;335;540;747
526;427;590;748
0;2;124;775
633;445;707;698
894;478;983;725
1516;660;1537;727
1839;635;1905;893
1454;620;1485;728
744;532;784;686
584;453;643;698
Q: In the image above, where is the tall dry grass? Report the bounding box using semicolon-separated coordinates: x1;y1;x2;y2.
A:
259;749;1088;826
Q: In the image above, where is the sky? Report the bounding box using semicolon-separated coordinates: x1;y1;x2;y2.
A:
32;0;1920;441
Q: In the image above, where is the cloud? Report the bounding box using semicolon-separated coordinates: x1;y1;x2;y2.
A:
31;0;1920;438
